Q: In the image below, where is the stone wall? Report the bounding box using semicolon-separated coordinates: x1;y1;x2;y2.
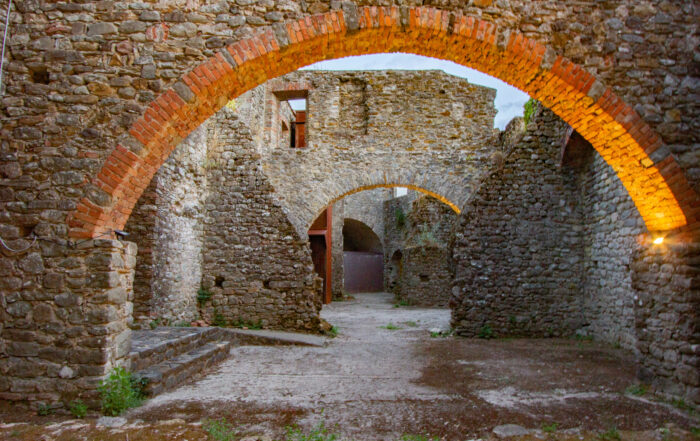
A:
331;201;344;299
0;239;136;409
383;192;456;306
124;103;322;331
199;108;321;330
383;192;420;272
451;107;586;337
576;143;646;349
398;246;453;307
631;243;700;404
125;125;209;324
124;180;156;322
260;70;498;236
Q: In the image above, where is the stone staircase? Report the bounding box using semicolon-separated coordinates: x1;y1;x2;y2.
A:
128;326;327;397
128;327;230;396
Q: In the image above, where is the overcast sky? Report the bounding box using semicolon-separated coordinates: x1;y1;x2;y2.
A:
297;53;530;130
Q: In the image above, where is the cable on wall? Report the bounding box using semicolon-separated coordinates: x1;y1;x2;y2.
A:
0;0;12;96
0;233;36;253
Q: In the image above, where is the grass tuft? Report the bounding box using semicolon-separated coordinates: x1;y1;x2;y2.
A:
203;418;238;441
598;426;621;441
541;422;558;433
625;383;648;396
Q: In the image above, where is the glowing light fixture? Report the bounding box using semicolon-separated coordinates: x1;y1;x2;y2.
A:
653;236;664;245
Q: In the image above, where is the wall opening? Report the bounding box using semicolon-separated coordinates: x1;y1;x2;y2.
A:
343;219;384;293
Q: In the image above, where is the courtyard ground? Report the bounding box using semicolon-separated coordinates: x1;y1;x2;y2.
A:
1;292;698;440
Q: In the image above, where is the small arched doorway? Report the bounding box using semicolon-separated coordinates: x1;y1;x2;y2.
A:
343;219;384;293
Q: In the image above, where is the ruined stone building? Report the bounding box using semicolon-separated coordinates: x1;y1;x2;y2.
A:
0;0;698;411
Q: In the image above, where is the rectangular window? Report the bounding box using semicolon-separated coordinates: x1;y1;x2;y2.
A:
273;90;309;149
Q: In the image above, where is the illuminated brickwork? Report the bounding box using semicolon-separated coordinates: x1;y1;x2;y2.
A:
67;6;693;240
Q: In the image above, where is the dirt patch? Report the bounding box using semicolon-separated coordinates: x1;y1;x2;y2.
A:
415;337;697;433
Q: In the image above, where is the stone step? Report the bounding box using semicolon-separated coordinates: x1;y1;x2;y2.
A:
137;341;231;397
128;327;224;372
222;328;327;347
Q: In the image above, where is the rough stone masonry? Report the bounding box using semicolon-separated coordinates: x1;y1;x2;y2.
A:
0;0;698;409
124;69;497;329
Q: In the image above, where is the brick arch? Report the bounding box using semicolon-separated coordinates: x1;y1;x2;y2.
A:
330;184;460;216
304;183;460;234
68;6;697;239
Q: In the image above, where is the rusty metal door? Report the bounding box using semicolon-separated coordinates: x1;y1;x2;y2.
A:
344;251;384;293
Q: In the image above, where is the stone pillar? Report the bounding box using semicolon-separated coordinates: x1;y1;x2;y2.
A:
331;200;345;298
0;239;136;408
631;240;700;405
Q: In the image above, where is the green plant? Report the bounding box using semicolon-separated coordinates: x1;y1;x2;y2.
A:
149;317;161;329
393;299;411;308
523;98;537;125
671;398;692;411
416;225;444;248
404;321;418;327
69;399;87;419
395;207;406;228
598;426;621;441
625;383;648;396
197;287;213;305
174;320;190;327
380;323;401;330
98;366;145;416
541;422;558;433
10;430;20;437
285;421;340;441
574;333;594;342
37;402;52;416
689;427;699;435
400;435;439;441
327;326;339;338
213;309;227;327
478;324;494;339
203;418;238;441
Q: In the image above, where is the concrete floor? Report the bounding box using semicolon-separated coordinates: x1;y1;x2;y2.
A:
129;292;697;440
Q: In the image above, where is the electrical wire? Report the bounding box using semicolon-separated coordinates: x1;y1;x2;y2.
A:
0;232;36;253
0;0;12;96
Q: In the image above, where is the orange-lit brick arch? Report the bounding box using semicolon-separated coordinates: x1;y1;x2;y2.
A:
323;184;461;226
69;6;697;239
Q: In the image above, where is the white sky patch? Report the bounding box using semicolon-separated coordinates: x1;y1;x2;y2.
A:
394;187;408;197
288;98;306;111
301;53;530;130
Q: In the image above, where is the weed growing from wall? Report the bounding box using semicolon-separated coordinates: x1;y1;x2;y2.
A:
69;400;88;419
523;98;537;125
395;207;406;228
